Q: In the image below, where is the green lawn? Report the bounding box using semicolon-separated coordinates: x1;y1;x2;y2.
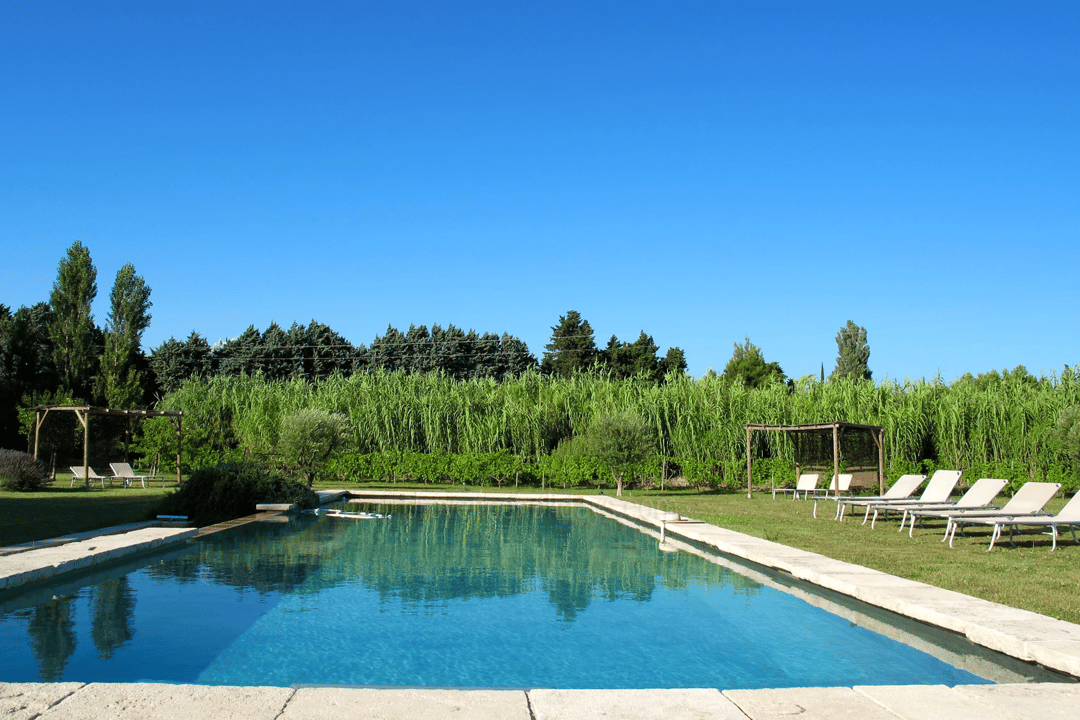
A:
0;480;175;548
4;478;1078;626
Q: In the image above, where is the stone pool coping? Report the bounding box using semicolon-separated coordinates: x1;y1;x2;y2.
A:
3;490;1080;718
339;489;1080;679
2;681;1079;719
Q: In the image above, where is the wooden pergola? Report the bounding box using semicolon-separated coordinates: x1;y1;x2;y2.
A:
30;406;184;489
744;422;884;499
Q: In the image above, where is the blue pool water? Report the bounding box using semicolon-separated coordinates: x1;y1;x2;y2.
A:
0;503;1031;688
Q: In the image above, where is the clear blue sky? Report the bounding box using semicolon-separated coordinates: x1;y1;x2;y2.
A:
3;1;1077;382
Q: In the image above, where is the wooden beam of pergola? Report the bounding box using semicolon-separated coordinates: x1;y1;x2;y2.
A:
744;422;884;499
31;406;184;489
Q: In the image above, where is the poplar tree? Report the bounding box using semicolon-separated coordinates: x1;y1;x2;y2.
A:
97;263;152;407
830;320;872;381
48;242;98;398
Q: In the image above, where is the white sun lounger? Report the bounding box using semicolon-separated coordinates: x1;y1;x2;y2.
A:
70;465;110;489
810;474;853;518
865;469;963;528
110;462;166;489
772;473;819;500
834;473;926;521
939;482;1062;547
896;477;1008;536
964;490;1080;551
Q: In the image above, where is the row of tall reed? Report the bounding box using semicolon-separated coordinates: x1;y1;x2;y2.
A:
145;368;1080;484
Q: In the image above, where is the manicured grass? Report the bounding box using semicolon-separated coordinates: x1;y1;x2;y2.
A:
0;477;176;548
626;490;1080;626
6;478;1078;626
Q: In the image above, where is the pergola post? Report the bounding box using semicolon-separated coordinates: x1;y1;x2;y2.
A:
745;422;884;501
746;426;753;498
832;424;840;500
74;408;90;490
175;414;183;486
875;427;885;494
794;433;801;489
33;408;42;459
29;405;185;490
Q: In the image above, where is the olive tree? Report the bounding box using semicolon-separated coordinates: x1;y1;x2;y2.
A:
277;408;351;487
582;410;655;497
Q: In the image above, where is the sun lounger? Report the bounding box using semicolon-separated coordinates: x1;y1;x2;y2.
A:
896;477;1008;536
110;462;166;488
834;473;926;521
772;473;819;500
810;474;853;518
865;470;962;528
70;465;110;489
962;490;1080;550
937;482;1062;547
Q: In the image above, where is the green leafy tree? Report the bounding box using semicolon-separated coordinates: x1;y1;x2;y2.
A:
541;310;598;377
829;320;872;381
582;410;655;496
48;241;99;398
96;263;152;408
723;337;786;388
278;408;351;487
1;303;58;447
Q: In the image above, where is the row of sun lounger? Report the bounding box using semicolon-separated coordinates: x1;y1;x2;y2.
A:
69;463;167;489
777;469;1079;551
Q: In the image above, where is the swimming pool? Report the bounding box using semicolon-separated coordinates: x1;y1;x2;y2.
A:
0;502;1062;688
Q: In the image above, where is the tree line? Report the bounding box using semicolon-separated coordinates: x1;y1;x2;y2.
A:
138;368;1080;493
1;244;689;450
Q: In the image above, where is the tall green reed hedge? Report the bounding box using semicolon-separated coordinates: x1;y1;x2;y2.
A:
137;368;1080;490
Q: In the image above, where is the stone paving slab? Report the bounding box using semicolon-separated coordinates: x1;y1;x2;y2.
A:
529;688;748;720
0;682;84;720
722;686;900;720
0;527;198;591
35;683;293;720
5;683;1080;720
281;688;530;720
853;684;1027;720
953;682;1080;719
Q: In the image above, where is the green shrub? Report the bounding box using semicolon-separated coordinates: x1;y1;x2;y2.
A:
277;408;350;487
0;449;51;491
157;460;318;525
